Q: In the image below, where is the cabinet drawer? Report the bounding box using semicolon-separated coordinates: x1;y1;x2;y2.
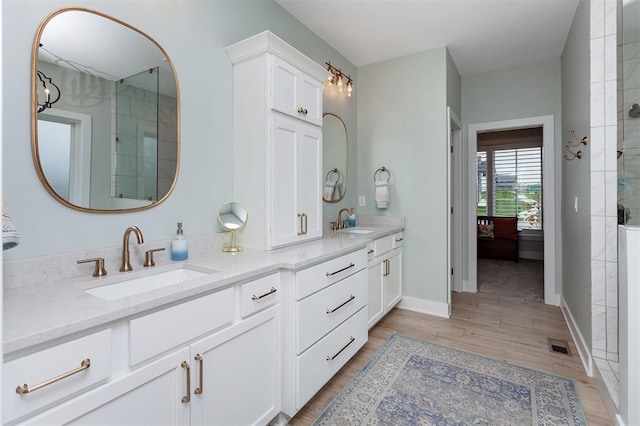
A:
3;329;112;424
372;235;393;257
239;273;280;318
393;232;404;249
129;289;234;365
296;269;367;354
295;249;367;300
296;307;367;409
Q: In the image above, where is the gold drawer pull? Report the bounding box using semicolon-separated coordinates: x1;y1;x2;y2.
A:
252;287;277;300
395;238;404;242
298;213;304;236
16;358;91;394
368;249;375;255
326;263;355;277
326;294;355;314
194;354;203;395
326;337;355;361
181;361;191;403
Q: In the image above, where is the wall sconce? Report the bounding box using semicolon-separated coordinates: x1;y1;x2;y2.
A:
36;70;61;113
563;130;588;161
325;62;354;97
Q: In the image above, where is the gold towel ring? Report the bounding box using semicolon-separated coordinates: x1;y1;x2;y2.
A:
373;166;391;182
325;168;342;184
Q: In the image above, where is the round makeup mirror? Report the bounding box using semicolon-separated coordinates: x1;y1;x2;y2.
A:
218;201;248;252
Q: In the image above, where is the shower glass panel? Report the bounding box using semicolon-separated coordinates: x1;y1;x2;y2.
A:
619;0;640;224
115;67;159;201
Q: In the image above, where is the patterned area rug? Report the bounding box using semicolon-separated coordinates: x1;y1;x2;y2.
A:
313;334;587;425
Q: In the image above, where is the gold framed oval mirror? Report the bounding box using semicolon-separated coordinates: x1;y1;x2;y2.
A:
322;112;348;203
32;7;180;213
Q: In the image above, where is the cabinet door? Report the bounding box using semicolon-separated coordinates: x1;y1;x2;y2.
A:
298;124;322;241
271;118;321;248
271;56;323;126
23;348;191;426
271;118;300;247
190;307;281;426
384;249;402;311
367;259;385;329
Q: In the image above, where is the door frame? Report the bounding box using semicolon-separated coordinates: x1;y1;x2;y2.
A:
467;115;559;306
447;107;463;310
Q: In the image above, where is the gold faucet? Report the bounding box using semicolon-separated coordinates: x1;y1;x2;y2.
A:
337;207;353;230
120;226;144;272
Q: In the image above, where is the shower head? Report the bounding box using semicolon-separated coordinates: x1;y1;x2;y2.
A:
630;103;640;118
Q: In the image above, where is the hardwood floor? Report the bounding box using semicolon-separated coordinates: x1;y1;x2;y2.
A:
289;291;613;425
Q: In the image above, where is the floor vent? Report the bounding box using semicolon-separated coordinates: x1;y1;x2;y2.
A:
547;338;571;356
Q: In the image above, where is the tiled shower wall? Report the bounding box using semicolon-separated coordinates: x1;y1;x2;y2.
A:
590;0;620;407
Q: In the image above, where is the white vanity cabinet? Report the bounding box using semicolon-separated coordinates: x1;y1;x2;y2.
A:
367;232;403;329
225;31;327;251
282;249;369;416
6;274;282;426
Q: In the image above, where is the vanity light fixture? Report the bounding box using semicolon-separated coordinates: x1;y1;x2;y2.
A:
326;62;354;97
36;69;61;113
563;130;588;161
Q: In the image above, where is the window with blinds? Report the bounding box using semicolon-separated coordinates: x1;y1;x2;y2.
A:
476;128;543;231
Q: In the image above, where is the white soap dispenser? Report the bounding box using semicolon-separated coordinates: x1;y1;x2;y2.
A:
171;222;188;261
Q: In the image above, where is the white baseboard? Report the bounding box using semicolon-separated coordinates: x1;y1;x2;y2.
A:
560;296;593;376
397;296;450;318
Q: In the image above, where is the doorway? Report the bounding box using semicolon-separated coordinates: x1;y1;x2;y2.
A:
467;115;559;306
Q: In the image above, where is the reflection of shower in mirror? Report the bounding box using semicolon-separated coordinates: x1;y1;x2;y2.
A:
630;103;640;118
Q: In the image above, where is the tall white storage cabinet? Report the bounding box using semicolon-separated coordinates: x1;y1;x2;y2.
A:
225;32;326;250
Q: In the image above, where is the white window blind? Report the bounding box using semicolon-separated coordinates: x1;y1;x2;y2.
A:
477;146;543;230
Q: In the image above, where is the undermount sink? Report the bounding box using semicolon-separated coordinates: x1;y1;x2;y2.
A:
84;266;218;301
345;228;375;234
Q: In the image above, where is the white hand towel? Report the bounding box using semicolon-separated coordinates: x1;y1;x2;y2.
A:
3;200;20;250
375;180;389;209
323;180;337;201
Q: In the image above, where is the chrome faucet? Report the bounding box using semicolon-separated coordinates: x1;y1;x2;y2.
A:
120;226;144;272
337;207;353;230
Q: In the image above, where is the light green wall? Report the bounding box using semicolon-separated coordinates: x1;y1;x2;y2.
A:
446;49;462;118
561;0;592;348
2;0;356;259
461;58;563;287
356;47;450;303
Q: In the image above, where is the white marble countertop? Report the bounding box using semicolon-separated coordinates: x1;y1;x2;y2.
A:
3;223;403;356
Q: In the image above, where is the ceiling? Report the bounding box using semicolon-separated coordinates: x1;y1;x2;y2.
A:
274;0;580;76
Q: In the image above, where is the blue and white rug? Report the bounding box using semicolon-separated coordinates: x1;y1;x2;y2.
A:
313;333;587;425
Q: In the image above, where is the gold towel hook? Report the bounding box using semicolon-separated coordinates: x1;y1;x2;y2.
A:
373;166;391;182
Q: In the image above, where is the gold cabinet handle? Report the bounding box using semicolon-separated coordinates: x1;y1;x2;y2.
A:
297;107;308;116
368;249;375;255
395;238;404;242
181;361;191;403
194;354;203;395
252;287;277;300
326;294;355;314
16;358;91;394
303;213;308;235
326;337;355;361
298;213;304;236
326;262;355;277
383;259;390;276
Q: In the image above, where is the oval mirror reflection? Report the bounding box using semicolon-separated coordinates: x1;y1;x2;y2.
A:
32;8;180;212
322;113;348;203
